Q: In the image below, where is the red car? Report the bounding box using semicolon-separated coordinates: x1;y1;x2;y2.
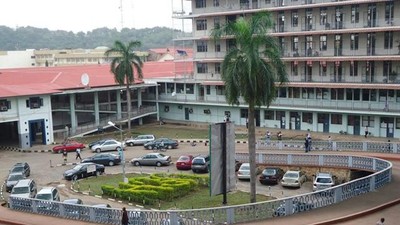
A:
52;140;85;153
176;155;194;170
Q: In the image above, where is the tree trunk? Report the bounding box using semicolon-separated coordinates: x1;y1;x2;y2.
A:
248;105;257;203
126;84;131;133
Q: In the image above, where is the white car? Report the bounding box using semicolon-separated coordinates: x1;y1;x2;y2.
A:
35;187;60;201
91;139;124;153
313;173;334;191
281;170;307;188
237;163;251;180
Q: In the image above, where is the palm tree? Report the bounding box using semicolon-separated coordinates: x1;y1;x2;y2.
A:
212;12;288;203
105;40;144;133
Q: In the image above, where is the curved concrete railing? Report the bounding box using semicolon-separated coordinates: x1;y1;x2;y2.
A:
8;153;392;225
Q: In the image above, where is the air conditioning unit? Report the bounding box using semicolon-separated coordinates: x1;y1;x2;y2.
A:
178;105;183;109
204;109;211;114
31;102;39;108
189;108;193;114
0;106;8;111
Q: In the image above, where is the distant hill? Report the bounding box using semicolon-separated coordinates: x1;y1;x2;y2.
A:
0;26;190;51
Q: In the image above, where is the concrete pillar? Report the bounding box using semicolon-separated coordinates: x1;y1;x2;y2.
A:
312;113;318;132
138;88;143;125
116;90;122;120
94;92;100;126
260;109;265;127
69;93;77;134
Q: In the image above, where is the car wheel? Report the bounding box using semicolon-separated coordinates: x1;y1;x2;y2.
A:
156;162;162;167
116;146;122;151
109;161;115;166
167;145;173;149
58;150;62;154
72;175;78;181
128;142;134;147
96;148;101;153
148;146;153;150
134;161;140;166
96;171;101;176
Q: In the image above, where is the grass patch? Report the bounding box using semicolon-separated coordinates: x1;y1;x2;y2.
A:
73;173;274;210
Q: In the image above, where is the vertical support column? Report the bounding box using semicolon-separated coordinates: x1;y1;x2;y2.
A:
156;84;160;121
312;113;318;132
260;109;265;127
343;115;348;133
285;111;290;130
94;92;100;126
116;90;122;120
69;93;77;135
137;88;143;125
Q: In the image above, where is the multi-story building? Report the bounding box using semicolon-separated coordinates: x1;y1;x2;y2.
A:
155;0;400;138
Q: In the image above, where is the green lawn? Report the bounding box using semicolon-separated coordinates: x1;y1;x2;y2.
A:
73;173;274;210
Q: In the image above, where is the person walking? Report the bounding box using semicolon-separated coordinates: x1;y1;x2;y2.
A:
75;148;82;161
121;207;129;225
265;130;271;145
327;136;332;150
365;126;369;138
277;131;282;141
62;150;68;164
304;136;309;153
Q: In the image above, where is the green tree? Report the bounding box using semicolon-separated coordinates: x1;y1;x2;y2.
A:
212;12;288;203
105;40;143;132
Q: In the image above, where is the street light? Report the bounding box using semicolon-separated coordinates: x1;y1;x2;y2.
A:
108;121;128;183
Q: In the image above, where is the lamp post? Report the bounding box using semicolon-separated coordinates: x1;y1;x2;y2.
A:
108;121;128;183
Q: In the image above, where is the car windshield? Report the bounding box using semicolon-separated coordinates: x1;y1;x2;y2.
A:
178;156;190;161
157;154;166;157
11;186;29;194
240;165;250;170
36;193;52;200
285;172;299;178
316;177;332;183
263;169;277;175
192;158;204;164
8;174;24;181
72;165;84;170
11;167;24;173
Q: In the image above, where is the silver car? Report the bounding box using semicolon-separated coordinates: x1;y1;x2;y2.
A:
130;153;171;167
91;139;124;153
125;134;155;146
281;170;307;188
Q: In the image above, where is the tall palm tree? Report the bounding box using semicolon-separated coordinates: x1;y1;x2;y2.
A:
105;40;143;133
212;12;288;203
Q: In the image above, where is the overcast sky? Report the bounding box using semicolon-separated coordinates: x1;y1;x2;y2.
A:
0;0;192;33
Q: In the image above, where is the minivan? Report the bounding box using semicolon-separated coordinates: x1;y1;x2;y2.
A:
125;135;156;146
10;179;37;198
191;155;210;173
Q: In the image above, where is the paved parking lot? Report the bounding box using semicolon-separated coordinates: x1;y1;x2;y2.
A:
0;141;312;208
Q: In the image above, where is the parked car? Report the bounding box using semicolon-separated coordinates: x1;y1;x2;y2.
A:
176;155;194;170
237;163;251;180
125;134;155;146
63;198;84;218
313;173;335;191
5;172;26;192
191;155;210;173
63;162;105;181
10;179;37;198
281;170;307;188
35;187;60;201
273;200;315;217
130;153;172;167
91;139;124;153
144;138;179;150
88;139;108;149
52;140;85;153
81;153;121;166
9;162;31;177
259;167;285;185
63;198;83;205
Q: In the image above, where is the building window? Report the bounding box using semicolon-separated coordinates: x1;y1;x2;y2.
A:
349;61;358;76
215;41;221;52
385;2;394;24
319;63;327;76
384;31;393;49
292;36;299;51
320;7;327;25
331;114;342;125
197;63;208;73
206;86;211;95
292;62;298;76
216;86;224;95
0;99;11;111
214;17;220;29
317;88;328;99
292;10;298;27
275;111;285;120
350;34;359;50
319;35;327;51
186;84;194;94
331;89;344;100
265;0;271;4
215;63;221;74
302;112;313;124
383;61;392;78
176;83;184;93
196;19;207;30
362;116;375;128
166;83;174;93
26;97;43;109
197;41;208;52
396;118;400;129
195;0;206;8
264;110;274;120
213;0;219;7
351;5;359;23
240;109;248;118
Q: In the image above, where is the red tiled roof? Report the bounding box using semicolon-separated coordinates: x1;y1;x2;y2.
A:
0;61;193;98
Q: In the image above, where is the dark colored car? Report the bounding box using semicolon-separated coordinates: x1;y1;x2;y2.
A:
5;172;26;192
176;155;194;170
63;163;105;181
81;153;121;166
191;155;210;173
88;139;107;149
144;138;179;150
259;167;285;185
52;140;85;153
9;162;31;177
